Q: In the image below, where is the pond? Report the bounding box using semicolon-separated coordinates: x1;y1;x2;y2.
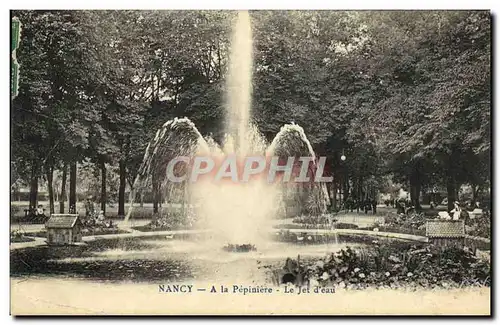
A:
11;234;402;283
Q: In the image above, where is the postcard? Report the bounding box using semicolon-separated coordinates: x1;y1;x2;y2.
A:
10;9;491;316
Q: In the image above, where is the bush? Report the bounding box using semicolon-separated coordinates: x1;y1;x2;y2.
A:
465;212;491;239
274;242;491;289
384;211;428;231
293;215;330;225
133;209;197;231
335;223;359;230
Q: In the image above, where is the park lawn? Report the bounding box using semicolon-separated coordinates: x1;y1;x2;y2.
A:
10;236;36;243
10;201;185;220
275;222;426;236
24;228;131;238
130;224;194;232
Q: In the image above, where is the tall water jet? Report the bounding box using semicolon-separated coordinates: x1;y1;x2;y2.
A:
188;11;282;246
226;10;253;155
127;10;330;250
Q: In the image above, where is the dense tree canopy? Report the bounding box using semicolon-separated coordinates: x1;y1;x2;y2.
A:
11;10;491;215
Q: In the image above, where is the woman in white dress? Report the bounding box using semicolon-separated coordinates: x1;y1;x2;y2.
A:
451;201;461;220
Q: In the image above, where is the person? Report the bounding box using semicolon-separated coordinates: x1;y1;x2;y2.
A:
96;210;106;227
36;204;45;217
396;198;406;215
28;205;36;219
84;197;95;219
451;201;461;220
32;205;46;223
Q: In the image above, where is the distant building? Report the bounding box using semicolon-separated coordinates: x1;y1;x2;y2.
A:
426;220;465;249
45;214;82;245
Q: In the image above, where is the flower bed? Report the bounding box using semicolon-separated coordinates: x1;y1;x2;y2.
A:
271;242;490;289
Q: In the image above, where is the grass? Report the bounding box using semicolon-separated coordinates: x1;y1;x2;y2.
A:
275;222;426;236
10;238;199;282
10;236;35;243
130;224;194;232
23;231;47;238
24;228;131;238
10;201;186;220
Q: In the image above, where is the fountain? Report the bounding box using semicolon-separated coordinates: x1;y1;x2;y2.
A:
126;11;330;250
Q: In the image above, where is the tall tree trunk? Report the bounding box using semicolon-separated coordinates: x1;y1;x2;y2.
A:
357;178;362;213
414;181;421;211
29;161;38;211
118;159;126;216
409;178;417;209
343;175;349;203
153;179;159;214
69;162;77;213
152;181;161;223
338;176;343;206
60;164;67;213
472;184;478;203
446;176;456;212
332;180;337;211
409;165;423;211
100;159;107;214
140;192;144;207
153;196;158;214
46;165;55;215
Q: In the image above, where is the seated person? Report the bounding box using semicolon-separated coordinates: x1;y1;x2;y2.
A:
35;205;47;222
450;201;462;220
96;210;106;227
35;205;45;216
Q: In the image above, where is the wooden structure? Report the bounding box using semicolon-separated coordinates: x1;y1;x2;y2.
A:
426;220;465;248
45;214;82;245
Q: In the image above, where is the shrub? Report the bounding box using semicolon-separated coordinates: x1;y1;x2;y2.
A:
465;212;491;239
292;215;330;225
135;209;198;231
335;223;359;230
274;242;490;289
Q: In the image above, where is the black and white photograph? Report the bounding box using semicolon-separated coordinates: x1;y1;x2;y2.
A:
9;8;491;315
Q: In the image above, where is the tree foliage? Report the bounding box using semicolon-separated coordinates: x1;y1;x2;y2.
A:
11;10;491;214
